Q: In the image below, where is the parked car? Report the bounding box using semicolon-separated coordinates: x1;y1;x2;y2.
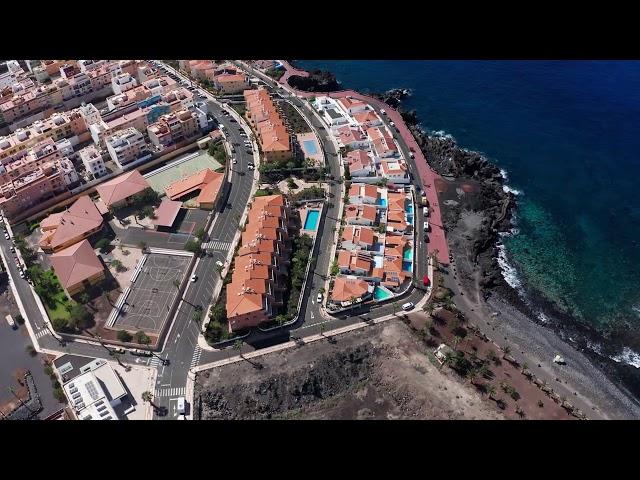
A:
190;274;198;282
317;292;323;303
130;349;152;357
216;261;224;268
402;302;415;311
111;347;126;354
423;221;430;232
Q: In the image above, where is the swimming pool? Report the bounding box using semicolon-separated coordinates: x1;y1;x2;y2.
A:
403;248;413;261
406;203;414;214
374;286;393;301
377;198;387;207
303;139;319;155
303;209;320;230
402;261;413;273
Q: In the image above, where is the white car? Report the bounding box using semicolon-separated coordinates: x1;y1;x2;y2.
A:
216;261;224;268
247;165;255;170
233;159;238;164
4;233;9;240
190;275;197;282
317;292;323;303
402;302;415;311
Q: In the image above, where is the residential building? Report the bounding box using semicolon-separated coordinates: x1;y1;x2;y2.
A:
353;110;382;128
0;138;60;183
165;168;224;210
78;145;107;178
336;125;368;149
341;225;375;251
243;88;292;163
146;109;200;148
111;72;138;95
0;159;77;218
62;358;126;420
379;160;409;183
344;204;377;226
0;109;89;164
330;276;374;304
226;195;294;332
213;70;249;94
337;250;383;281
95;169;150;209
39;195;104;253
105;127;147;168
336;96;368;115
348;183;379;205
345;149;374;177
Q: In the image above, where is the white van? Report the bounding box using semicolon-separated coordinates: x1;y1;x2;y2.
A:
423;221;430;232
423;208;429;218
176;397;186;415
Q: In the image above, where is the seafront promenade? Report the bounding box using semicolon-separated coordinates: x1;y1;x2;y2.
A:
276;61;449;265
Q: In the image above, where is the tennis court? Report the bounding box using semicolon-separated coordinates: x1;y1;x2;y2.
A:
145;151;222;195
111;253;191;334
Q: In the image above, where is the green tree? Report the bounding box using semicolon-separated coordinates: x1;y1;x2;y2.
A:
78;292;91;305
110;259;125;272
141;391;156;409
135;331;151;345
194;227;206;241
52;317;68;332
68;304;92;331
184;239;202;256
233;340;243;357
117;330;133;343
95;238;111;253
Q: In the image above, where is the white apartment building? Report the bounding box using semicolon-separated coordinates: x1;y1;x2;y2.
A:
78;144;107;178
59;157;79;185
105;127;147;168
111;72;138;95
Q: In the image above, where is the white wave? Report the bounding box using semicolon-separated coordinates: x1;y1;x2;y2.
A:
496;243;523;290
500;168;509;181
586;340;604;356
632;304;640;318
429;129;455;141
611;347;640;369
537;312;551;324
503;184;523;196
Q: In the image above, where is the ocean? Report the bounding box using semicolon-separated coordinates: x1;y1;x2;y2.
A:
297;60;640;366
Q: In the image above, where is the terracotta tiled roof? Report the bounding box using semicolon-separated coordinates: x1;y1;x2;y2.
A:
50;240;104;290
331;276;371;302
95;170;150;207
39;196;103;251
165;168;224;205
341;226;375;246
152;198;182;227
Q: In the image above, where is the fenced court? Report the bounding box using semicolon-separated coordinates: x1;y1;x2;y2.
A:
144;151;222;195
111;253;191;334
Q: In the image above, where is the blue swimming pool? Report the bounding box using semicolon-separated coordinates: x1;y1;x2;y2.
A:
374;286;393;301
406;203;414;214
304;210;320;230
303;139;319;155
377;198;387;207
402;261;413;273
403;248;413;261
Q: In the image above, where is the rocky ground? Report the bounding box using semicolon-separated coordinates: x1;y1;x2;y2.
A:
195;321;503;420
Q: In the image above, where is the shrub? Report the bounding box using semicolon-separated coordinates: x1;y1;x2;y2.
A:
44;366;54;377
135;331;150;345
95;238;111;253
117;330;133;343
53;388;66;403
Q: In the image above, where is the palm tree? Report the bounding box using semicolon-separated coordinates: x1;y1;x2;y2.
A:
452;335;463;350
141;391;157;409
111;352;131;372
502;345;512;356
216;264;224;279
233;339;243;358
485;384;497;400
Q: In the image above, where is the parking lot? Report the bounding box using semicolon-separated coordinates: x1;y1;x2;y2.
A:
111;253;191;334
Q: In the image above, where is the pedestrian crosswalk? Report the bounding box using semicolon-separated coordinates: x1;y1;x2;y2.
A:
190;346;202;368
201;240;231;251
149;356;162;369
35;329;50;339
155;386;185;398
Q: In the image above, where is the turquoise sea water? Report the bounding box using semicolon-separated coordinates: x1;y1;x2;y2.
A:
298;60;640;344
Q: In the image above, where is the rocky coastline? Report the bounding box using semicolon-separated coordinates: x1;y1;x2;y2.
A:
286;68;341;93
375;88;640;408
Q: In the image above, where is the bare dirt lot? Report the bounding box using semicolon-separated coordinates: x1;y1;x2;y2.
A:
195;321;503;420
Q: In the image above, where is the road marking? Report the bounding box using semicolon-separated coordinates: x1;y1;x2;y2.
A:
154;386;186;398
190;346;202;368
202;241;231;251
35;329;50;339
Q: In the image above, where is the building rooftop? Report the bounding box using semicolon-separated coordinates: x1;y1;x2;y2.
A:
164;168;224;205
331;276;372;302
50;239;104;290
152;198;183;228
39;195;103;251
95;169;150;207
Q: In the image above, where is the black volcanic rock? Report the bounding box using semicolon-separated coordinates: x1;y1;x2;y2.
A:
287;70;340;92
